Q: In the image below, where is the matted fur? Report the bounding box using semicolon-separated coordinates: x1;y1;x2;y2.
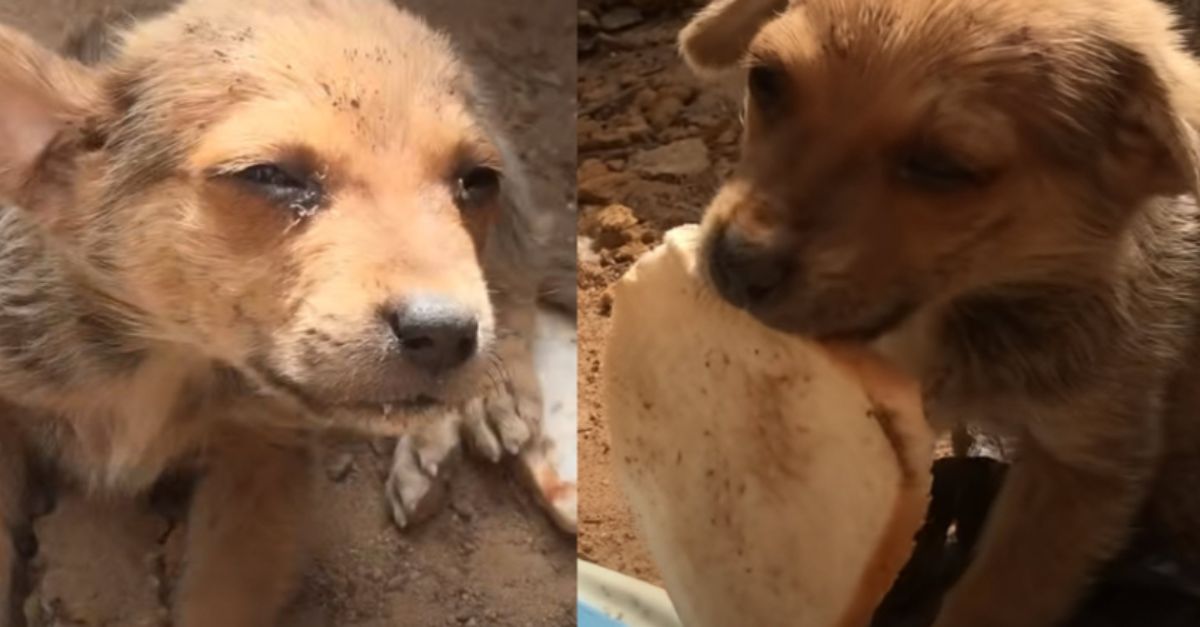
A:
683;0;1200;625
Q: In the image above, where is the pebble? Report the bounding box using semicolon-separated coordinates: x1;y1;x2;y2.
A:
325;451;355;482
599;7;644;31
630;137;711;177
582;204;639;249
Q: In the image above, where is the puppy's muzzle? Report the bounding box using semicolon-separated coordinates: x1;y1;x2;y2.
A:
708;226;792;309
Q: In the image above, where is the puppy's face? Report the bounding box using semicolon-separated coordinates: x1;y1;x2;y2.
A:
1;0;507;427
691;0;1197;340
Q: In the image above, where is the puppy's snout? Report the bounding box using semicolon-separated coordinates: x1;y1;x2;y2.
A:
386;295;479;372
708;227;791;308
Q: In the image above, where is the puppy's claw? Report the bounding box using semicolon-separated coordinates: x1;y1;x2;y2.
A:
386;428;454;529
484;387;534;455
385;438;422;528
463;398;503;462
414;415;460;477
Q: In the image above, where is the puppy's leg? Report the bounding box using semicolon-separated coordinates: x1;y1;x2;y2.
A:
933;402;1155;627
387;414;461;528
175;428;312;627
0;417;26;627
463;297;541;460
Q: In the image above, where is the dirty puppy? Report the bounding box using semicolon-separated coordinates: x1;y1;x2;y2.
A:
683;0;1200;626
0;0;550;623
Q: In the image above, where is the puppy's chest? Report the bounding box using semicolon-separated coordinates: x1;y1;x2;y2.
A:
26;361;237;494
871;309;998;430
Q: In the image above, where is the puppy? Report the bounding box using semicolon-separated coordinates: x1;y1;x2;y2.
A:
681;0;1200;626
0;0;551;622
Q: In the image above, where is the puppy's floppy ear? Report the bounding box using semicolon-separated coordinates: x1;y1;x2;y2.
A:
0;24;102;203
679;0;789;74
1095;42;1200;201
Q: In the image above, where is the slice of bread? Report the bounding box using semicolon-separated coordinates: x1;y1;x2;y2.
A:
603;225;933;627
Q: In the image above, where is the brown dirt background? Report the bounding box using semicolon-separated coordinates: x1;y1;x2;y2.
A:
0;0;577;625
577;0;737;587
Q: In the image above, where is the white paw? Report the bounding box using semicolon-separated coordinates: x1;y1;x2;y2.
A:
385;411;460;529
462;381;537;463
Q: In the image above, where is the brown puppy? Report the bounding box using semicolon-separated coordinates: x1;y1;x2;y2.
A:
682;0;1200;626
0;0;553;623
54;0;566;536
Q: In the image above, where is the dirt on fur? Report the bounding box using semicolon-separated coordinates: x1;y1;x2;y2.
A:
0;0;577;625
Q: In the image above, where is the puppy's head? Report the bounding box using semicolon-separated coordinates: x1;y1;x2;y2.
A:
685;0;1200;340
0;0;510;429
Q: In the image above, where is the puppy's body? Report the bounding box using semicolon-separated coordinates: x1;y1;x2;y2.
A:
681;0;1200;626
0;0;554;623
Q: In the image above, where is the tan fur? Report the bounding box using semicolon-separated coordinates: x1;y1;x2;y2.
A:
683;0;1200;625
0;0;553;623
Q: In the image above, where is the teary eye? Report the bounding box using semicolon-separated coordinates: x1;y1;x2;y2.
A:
896;149;984;191
233;163;324;217
455;165;501;209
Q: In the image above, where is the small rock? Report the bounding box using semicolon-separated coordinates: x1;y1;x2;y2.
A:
633;87;658;111
613;240;650;262
449;499;476;522
657;83;698;104
646;96;684;129
578;9;598;31
630;138;711;177
577;171;634;205
599;7;643;31
581;204;638;249
597;291;613;317
325;452;355;481
577;158;610;182
578;116;651;150
370;436;395;457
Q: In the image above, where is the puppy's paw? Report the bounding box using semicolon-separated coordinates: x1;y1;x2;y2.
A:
462;356;541;462
386;411;461;529
386;340;542;530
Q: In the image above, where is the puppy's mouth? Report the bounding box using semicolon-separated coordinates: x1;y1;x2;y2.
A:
812;301;917;343
752;299;917;343
337;395;443;416
245;358;456;420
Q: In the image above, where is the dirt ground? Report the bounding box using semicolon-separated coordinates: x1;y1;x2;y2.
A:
0;0;577;625
576;0;734;587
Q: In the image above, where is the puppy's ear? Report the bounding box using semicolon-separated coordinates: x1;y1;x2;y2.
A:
1097;43;1200;201
679;0;789;74
0;24;101;203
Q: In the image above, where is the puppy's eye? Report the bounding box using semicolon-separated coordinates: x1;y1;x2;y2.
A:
747;64;788;110
237;164;300;187
455;166;501;209
233;163;323;217
897;150;982;191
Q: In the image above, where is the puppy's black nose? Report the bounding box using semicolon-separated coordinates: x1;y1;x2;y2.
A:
708;227;791;308
387;295;479;372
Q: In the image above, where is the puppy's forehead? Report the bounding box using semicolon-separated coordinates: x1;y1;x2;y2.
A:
752;0;1108;94
747;0;1159;154
113;0;484;161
